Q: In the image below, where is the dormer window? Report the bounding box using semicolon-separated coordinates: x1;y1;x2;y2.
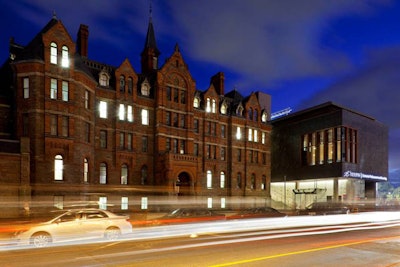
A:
193;97;200;108
261;111;268;122
221;102;228;115
50;42;57;64
206;98;211;113
236;104;244;116
99;72;109;87
61;46;69;68
141;79;150;96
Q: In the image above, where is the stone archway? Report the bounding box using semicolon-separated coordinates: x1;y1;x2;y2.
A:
176;172;191;196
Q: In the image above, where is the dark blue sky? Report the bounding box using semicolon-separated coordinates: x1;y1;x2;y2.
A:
1;0;399;184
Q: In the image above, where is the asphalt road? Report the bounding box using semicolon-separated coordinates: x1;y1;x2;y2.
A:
1;215;400;267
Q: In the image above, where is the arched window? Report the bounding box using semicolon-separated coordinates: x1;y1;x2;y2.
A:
83;158;89;183
207;170;212;188
254;109;258;122
220;171;225;188
220;103;227;115
261;111;268;123
248;108;253;120
141;165;148;185
54;155;63;181
61;45;69;67
99;163;107;184
127;77;133;94
211;99;216;113
206;98;211;113
50;42;57;64
121;164;128;185
99;72;109;87
120;75;125;92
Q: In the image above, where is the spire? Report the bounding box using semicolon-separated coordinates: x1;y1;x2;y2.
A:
141;1;160;74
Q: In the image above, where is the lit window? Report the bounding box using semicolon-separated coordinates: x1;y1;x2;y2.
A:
221;198;226;209
61;46;69;68
99;163;107;184
50;78;57;99
221;103;227;114
254;129;258;142
119;104;125;121
207;198;213;208
99;196;107;210
50;42;57;64
99;73;109;86
193;97;200;108
121;197;128;210
99;101;107;118
212;99;216;113
62;81;68;101
127;105;133;122
206;98;211;113
248;128;252;141
236;127;241;140
121;164;128;185
207;170;212;188
261;175;266;190
83;158;88;183
220;171;225;188
23;77;29;98
262;132;266;144
141;197;148;210
54;155;63;181
141;109;149;125
261;111;267;122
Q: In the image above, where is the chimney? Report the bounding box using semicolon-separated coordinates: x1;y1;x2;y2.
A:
77;24;89;58
210;72;225;95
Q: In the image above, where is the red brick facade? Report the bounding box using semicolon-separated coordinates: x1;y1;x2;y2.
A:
0;16;272;213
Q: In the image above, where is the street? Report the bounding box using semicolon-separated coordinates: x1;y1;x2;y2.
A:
1;212;400;266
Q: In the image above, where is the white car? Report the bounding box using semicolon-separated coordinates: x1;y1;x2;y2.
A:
13;209;132;247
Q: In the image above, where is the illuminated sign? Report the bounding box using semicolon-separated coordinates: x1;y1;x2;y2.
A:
343;171;387;181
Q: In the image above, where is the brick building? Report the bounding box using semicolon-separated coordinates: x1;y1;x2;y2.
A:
0;15;272;215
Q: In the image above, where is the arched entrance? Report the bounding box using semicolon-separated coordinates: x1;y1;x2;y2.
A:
176;172;191;196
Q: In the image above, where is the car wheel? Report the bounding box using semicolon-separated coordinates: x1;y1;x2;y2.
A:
31;232;52;248
104;227;120;241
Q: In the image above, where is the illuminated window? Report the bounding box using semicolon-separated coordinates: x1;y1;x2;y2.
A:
211;99;216;113
262;132;266;144
193;97;200;108
54;155;63;181
261;175;266;190
141;197;148;210
119;104;125;120
127;105;133;122
318;131;324;164
99;196;107;210
221;103;227;114
121;164;128;185
207;170;212;188
221;198;226;209
336;127;342;162
99;163;107;184
83;158;88;183
248;128;252;141
254;130;258;142
62;81;68;101
206;98;211;113
327;129;333;163
50;42;57;64
141;109;149;125
207;198;213;208
220;171;225;188
261;111;267;122
121;197;128;210
23;77;29;98
61;46;69;68
50;78;57;99
99;101;107;118
99;73;108;86
236;127;242;140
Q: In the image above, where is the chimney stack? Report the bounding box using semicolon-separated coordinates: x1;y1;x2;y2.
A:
77;24;89;58
210;72;225;95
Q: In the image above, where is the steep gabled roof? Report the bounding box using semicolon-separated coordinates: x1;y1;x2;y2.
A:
142;17;160;56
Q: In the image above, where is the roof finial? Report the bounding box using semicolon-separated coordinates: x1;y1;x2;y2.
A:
149;0;153;20
52;10;57;19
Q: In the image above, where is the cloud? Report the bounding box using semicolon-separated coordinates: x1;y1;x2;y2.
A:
164;0;388;88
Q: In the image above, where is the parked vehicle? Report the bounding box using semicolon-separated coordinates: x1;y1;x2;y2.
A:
227;207;287;220
151;208;226;225
297;202;351;215
13;209;132;247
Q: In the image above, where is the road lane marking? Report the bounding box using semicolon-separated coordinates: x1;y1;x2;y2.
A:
210;235;400;267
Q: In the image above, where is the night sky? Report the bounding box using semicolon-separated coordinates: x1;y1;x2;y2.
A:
1;0;399;185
